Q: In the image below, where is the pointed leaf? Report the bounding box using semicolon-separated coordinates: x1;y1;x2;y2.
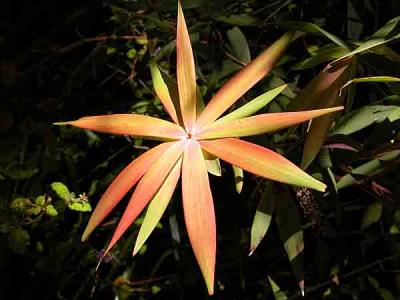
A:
82;142;173;241
177;0;197;131
197;107;343;139
103;140;188;255
232;165;243;193
327;16;400;69
340;76;400;93
250;183;274;254
54;114;186;141
182;140;216;295
217;84;287;122
196;32;294;128
280;21;348;48
149;62;179;124
200;138;326;192
268;276;288;300
133;157;182;255
275;185;304;289
293;45;350;70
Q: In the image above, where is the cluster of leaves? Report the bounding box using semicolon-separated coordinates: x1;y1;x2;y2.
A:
1;0;400;299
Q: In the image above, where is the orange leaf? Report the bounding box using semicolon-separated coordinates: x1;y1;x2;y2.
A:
133;156;182;255
81;142;173;241
54;114;186;141
197;107;343;139
103;139;189;255
182;140;216;295
200;138;326;192
196;32;294;129
177;0;197;131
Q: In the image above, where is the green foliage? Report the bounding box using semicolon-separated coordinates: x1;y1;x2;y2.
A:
2;0;400;299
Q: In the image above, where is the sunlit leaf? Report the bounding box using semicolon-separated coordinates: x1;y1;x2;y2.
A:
216;85;287;122
200;138;326;191
182;140;216;295
133;157;182;255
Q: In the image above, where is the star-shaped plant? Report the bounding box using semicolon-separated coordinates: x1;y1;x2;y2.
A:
55;2;342;294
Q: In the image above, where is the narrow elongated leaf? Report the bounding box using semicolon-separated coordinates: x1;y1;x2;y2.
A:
200;138;326;192
340;76;400;93
103;140;188;255
232;165;243;193
328;17;400;68
54;114;186;141
293;45;350;70
196;32;294;128
268;276;288;300
280;21;348;48
337;150;400;190
133;156;182;255
149;62;179;124
177;0;197;131
197;107;343;139
182;140;216;295
82;142;174;241
217;85;287;122
288;59;353;169
250;183;274;254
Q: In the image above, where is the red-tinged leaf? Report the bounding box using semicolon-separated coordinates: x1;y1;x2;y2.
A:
200;138;326;192
149;62;179;124
176;0;197;131
288;58;353;169
54;114;186;141
82;142;174;241
103;140;189;256
182;140;216;295
133;157;182;255
197;107;343;139
196;32;294;129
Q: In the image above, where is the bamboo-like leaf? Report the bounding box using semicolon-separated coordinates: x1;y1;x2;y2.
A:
327;16;400;69
280;21;349;48
232;165;243;193
340;76;400;94
54;114;186;141
149;62;179;124
288;59;353;169
197;107;343;139
103;140;188;256
177;0;197;131
82;142;174;241
216;85;287;122
200;138;326;192
250;183;274;254
337;150;400;190
196;32;294;128
182;140;216;295
133;156;183;255
293;45;350;70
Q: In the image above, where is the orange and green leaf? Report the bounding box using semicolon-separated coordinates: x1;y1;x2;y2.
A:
200;138;326;192
54;114;186;141
82;142;174;241
197;107;343;139
176;0;197;131
133;156;183;256
196;32;294;128
103;140;188;256
182;140;216;295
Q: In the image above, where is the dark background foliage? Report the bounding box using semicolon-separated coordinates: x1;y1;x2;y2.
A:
1;0;400;299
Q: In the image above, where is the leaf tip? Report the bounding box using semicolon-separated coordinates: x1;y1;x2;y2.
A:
299;280;305;296
53;121;73;126
248;248;255;256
